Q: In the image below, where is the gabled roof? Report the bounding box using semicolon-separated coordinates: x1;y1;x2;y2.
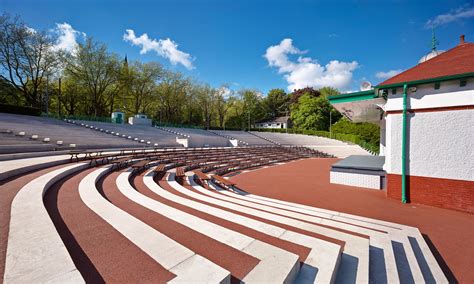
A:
378;41;474;88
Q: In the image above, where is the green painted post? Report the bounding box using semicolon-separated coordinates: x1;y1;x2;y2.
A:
401;84;408;203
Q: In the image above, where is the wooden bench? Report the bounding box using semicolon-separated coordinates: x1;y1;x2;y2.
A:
131;160;149;173
70;149;104;162
110;157;131;170
154;164;167;173
194;170;210;181
175;167;185;177
89;153;116;166
212;175;235;187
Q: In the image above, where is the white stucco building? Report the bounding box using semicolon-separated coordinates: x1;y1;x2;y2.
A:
254;116;291;129
329;35;474;213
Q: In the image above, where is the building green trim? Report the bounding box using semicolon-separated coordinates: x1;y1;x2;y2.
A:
329;72;474;105
328;90;377;104
376;72;474;89
401;84;408;204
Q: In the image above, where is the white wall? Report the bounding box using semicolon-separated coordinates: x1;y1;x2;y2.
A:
330;171;382;189
379;117;386;156
384;79;474;112
385;109;474;181
256;122;287;129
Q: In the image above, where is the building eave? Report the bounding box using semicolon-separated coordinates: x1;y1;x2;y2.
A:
376;72;474;90
328;90;377;104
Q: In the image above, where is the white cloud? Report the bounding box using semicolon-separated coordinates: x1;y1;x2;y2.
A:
264;38;358;92
425;6;474;28
123;29;194;70
25;26;36;34
218;86;232;98
375;69;403;80
52;23;86;54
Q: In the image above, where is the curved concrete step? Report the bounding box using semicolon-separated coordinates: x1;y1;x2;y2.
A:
142;168;341;283
78;166;231;283
228;185;448;283
206;179;403;283
119;170;300;283
179;174;371;283
4;163;88;283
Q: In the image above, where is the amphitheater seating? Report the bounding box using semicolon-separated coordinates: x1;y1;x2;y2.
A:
73;120;180;147
160;127;232;147
250;131;372;158
211;130;274;146
0;146;449;283
0;113;141;153
211;174;235;187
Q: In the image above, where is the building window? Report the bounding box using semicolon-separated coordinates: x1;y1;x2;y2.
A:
434;82;440;90
460;79;467;87
391;88;396;94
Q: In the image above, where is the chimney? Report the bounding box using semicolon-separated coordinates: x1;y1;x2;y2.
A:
460;35;465;45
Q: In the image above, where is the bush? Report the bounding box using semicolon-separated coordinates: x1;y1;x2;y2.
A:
331;119;380;145
0;103;41;116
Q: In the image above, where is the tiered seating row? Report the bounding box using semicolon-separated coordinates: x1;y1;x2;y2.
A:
210;130;274;146
68;120;180;147
0;113;140;153
0;147;448;283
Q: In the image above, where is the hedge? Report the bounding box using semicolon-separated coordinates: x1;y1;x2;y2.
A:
251;127;379;154
0;104;41;116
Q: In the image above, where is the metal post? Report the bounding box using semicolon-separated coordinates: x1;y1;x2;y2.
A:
58;77;62;117
401;84;408;203
248;110;250;131
329;111;332;138
45;75;49;115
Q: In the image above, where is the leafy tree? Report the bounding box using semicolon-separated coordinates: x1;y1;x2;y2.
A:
262;88;288;119
58;76;84;116
0;77;21;104
127;61;163;114
215;85;235;129
290;93;340;131
319;86;340;97
65;37;120;117
0;13;62;107
288;87;320;105
197;84;218;129
240;89;263;129
155;71;189;123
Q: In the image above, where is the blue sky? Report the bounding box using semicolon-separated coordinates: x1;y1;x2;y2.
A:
2;0;473;94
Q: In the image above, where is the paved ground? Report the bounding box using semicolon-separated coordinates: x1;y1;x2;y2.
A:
230;158;474;284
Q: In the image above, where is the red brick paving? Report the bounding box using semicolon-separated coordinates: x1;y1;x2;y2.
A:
230;158;474;284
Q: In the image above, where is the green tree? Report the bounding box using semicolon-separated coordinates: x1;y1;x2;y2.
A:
290;93;340;131
240;89;263;130
155;71;190;123
127;61;163;115
262;88;288;119
215;85;235;129
0;13;62;107
319;86;340;97
65;37;120;117
288;87;320;105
